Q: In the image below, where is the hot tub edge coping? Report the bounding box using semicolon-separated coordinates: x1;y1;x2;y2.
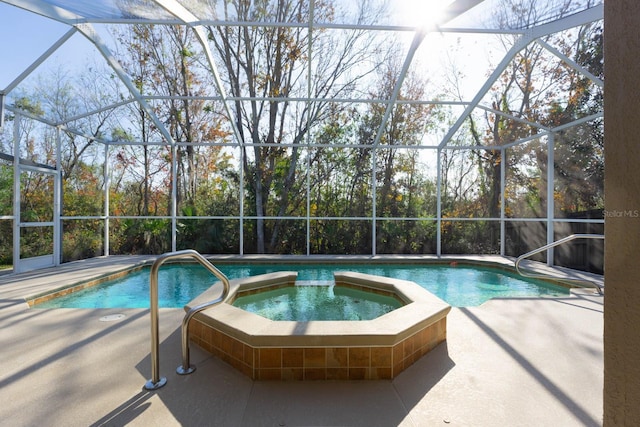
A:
191;301;450;347
186;271;451;348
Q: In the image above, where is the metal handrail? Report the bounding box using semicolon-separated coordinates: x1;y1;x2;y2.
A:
514;233;604;295
144;249;230;391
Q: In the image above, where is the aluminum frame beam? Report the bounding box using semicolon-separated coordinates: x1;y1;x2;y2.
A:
371;0;485;150
536;39;603;88
438;4;604;149
438;34;528;148
3;28;77;95
74;22;175;145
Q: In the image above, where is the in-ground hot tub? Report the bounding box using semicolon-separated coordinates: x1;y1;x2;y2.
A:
231;278;405;321
186;271;451;380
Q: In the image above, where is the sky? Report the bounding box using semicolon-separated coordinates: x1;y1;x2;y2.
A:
1;2;113;97
0;3;70;89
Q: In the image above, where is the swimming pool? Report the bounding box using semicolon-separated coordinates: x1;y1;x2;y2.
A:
32;262;570;308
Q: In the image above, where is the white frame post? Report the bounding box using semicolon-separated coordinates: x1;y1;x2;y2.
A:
500;146;506;256
103;143;110;256
171;144;178;252
54;127;61;266
546;133;555;265
436;147;442;257
12;113;20;272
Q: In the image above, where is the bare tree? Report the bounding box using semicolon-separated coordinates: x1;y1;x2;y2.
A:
113;24;230;215
207;0;388;253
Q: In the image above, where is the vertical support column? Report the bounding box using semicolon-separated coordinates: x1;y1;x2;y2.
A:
239;146;244;255
12;113;20;273
305;137;312;255
53;127;61;266
546;133;555;266
604;0;640;423
305;144;311;256
305;3;314;257
436;148;442;257
103;143;110;256
0;92;5;130
372;147;377;256
171;144;177;252
500;147;506;256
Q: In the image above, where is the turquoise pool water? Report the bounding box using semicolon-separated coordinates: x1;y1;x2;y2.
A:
232;285;403;321
34;263;570;309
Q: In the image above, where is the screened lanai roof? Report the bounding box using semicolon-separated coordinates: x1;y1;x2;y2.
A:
0;0;605;268
0;0;604;149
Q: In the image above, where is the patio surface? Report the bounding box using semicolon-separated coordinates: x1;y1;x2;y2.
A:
0;256;603;426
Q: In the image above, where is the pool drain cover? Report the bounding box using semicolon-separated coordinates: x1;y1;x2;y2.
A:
99;313;126;322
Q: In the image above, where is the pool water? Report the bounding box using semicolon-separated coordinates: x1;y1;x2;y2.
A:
33;263;570;309
232;285;403;321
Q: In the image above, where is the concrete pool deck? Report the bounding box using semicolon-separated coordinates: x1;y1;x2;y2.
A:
0;255;603;426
